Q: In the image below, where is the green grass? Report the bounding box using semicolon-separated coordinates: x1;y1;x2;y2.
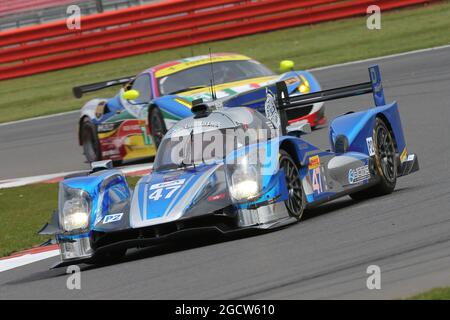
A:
1;1;450;123
408;287;450;300
0;177;140;257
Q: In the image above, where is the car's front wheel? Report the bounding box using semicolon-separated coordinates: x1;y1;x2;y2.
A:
279;150;306;220
81;117;101;163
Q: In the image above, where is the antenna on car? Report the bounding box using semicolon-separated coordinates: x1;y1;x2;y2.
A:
208;48;217;101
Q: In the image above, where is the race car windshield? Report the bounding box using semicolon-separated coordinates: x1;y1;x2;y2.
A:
154;127;271;172
158;60;275;95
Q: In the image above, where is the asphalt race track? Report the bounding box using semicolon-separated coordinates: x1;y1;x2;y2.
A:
0;47;449;299
0;112;89;180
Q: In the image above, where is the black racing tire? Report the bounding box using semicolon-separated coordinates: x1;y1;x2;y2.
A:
93;248;127;265
279;150;306;220
80;117;101;163
149;107;167;148
350;117;397;200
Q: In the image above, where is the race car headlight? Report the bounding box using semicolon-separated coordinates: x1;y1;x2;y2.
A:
62;199;89;231
227;156;261;201
298;84;309;93
231;176;258;200
298;76;310;94
58;185;91;232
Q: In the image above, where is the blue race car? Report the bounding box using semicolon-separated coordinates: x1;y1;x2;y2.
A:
41;65;418;267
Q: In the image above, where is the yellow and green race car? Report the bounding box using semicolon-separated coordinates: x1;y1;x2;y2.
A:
74;53;325;165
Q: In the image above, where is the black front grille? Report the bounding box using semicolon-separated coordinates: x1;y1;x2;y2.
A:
91;213;236;250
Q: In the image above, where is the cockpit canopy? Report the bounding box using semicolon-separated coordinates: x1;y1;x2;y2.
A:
153;107;277;171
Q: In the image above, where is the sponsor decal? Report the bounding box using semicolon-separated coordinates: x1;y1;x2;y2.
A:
264;89;280;129
163;175;181;182
123;124;141;132
284;77;298;85
148;179;185;201
97;122;117;133
184;121;221;129
311;167;323;194
308;155;321;170
102;150;120;156
149;179;185;190
366;137;375;156
103;213;123;224
348;165;370;184
208;193;226;202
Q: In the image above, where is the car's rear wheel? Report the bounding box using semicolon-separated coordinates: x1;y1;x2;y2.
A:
350;117;397;200
149;107;167;148
81;117;101;163
279;150;306;220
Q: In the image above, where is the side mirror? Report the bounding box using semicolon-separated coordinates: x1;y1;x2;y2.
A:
122;89;140;101
279;60;295;73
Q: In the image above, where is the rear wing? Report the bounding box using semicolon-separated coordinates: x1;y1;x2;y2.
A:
218;65;387;134
72;75;134;99
275;65;386;134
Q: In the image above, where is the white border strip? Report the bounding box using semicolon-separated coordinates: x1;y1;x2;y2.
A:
0;110;79;128
0;249;60;272
0;163;153;189
0;171;82;189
